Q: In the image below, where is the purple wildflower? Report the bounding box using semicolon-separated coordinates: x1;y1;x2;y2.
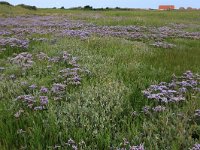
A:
142;106;150;114
29;84;37;89
14;109;24;118
195;109;200;117
40;86;48;93
36;52;49;60
51;83;66;94
39;96;49;105
10;52;33;69
20;81;28;86
152;105;166;112
34;106;45;110
190;144;200;150
143;71;199;103
130;144;145;150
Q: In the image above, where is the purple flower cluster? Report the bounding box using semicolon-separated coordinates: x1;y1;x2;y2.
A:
31;38;48;42
0;15;199;49
48;51;84;86
46;51;78;66
143;71;200;103
51;83;66;94
14;109;24;118
142;105;166;114
130;144;145;150
16;95;36;109
194;109;200;117
60;30;91;39
59;68;81;85
118;139;144;150
10;52;33;69
0;30;11;36
190;144;200;150
0;37;29;48
16;94;48;111
39;96;49;105
36;52;49;60
40;86;48;93
150;41;176;49
152;105;166;112
29;84;37;89
65;138;78;150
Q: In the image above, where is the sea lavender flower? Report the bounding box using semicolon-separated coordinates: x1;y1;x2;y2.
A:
150;41;176;49
142;106;150;114
40;86;48;93
62;51;70;61
10;52;33;69
131;111;138;117
36;52;49;60
123;138;129;146
39;96;49;105
48;56;60;63
190;144;200;150
51;83;66;94
194;109;200;117
129;144;145;150
34;106;45;110
29;84;37;89
66;138;76;145
17;95;36;104
0;37;29;48
20;81;28;86
47;65;52;69
65;138;78;150
69;57;79;67
14;109;24;118
143;71;200;103
152;105;166;112
17;129;26;134
179;87;187;93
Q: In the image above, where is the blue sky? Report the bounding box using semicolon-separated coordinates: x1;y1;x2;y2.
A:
6;0;200;9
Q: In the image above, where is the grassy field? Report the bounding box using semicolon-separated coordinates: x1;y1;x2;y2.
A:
0;5;200;150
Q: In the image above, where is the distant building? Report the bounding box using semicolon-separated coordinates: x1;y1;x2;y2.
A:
159;5;175;10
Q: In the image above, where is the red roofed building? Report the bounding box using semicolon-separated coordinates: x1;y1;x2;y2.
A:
159;5;175;10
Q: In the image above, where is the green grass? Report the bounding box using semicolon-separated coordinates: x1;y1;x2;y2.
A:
0;6;200;149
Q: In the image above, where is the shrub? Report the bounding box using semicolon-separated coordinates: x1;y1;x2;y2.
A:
17;4;37;10
84;5;93;10
0;1;12;6
179;7;185;10
187;7;193;10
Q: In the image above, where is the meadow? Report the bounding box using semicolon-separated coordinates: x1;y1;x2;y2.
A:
0;4;200;150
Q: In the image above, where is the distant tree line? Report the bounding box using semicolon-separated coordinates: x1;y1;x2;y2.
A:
0;1;37;10
1;1;199;11
68;5;138;11
0;1;12;6
17;4;37;10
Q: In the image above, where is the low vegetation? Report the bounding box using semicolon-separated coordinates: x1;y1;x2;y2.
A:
0;2;200;150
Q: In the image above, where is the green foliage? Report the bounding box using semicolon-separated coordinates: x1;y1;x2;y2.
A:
17;4;37;10
0;9;200;149
0;1;12;6
84;5;93;10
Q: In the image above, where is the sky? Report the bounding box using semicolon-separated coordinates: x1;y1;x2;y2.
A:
6;0;200;9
